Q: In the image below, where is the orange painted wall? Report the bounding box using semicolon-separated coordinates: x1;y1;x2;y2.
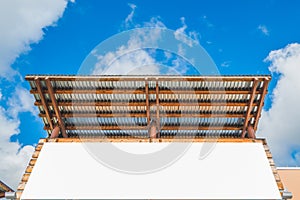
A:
278;168;300;200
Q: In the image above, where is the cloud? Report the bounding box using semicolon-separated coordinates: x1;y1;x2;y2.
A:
124;3;137;27
0;106;35;189
258;43;300;166
92;15;201;75
258;25;269;36
0;0;72;80
7;86;39;119
0;0;73;189
221;61;231;67
174;17;200;47
93;17;166;75
201;15;214;28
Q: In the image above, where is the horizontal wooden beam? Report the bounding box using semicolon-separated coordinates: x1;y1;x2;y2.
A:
26;75;271;82
43;137;263;143
34;100;260;107
30;88;263;95
44;125;242;131
39;112;253;118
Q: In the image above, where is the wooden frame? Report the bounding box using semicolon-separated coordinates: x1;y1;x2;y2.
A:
26;75;271;138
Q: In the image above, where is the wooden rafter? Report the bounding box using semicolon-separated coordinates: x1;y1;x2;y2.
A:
156;80;160;137
0;179;14;198
145;79;150;125
35;78;53;130
45;78;67;138
241;79;259;138
26;75;271;138
253;77;270;130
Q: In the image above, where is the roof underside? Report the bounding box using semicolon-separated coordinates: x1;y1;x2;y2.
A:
26;75;271;138
0;180;13;198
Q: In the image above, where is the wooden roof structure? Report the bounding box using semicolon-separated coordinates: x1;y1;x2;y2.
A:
0;180;14;198
26;75;270;138
17;74;289;199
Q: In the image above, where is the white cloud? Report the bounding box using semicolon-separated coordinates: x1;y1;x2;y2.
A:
174;17;199;47
258;43;300;166
93;16;167;75
221;61;231;67
0;0;73;189
0;106;35;189
92;15;200;75
258;25;269;36
124;3;137;28
201;15;214;28
0;0;72;79
8;86;39;119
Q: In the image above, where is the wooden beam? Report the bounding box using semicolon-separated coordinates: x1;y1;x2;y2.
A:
34;100;260;107
35;78;53;130
30;88;263;95
39;112;254;118
241;79;259;138
0;180;14;193
44;137;262;143
156;80;160;137
25;75;271;82
45;77;68;138
253;77;270;130
44;125;242;131
145;79;150;125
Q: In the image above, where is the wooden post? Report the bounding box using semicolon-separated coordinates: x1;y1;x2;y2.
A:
145;78;150;126
45;77;68;138
155;79;160;138
149;120;157;138
241;79;259;138
247;125;256;139
50;126;60;139
35;78;53;130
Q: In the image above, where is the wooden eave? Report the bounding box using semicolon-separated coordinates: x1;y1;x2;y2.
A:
25;75;271;138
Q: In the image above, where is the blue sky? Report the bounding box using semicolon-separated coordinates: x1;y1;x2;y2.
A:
1;0;300;189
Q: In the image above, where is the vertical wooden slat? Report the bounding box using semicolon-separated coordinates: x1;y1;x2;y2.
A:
35;78;53;130
145;79;150;125
241;79;259;138
253;77;270;130
45;77;67;138
156;80;160;138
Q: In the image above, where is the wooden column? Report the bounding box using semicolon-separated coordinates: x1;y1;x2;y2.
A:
253;77;270;130
145;79;150;126
155;80;160;138
35;78;53;130
241;79;259;138
45;77;68;138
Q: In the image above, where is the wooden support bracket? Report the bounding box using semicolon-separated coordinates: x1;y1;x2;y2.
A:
35;78;53;130
241;79;259;138
45;77;68;138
